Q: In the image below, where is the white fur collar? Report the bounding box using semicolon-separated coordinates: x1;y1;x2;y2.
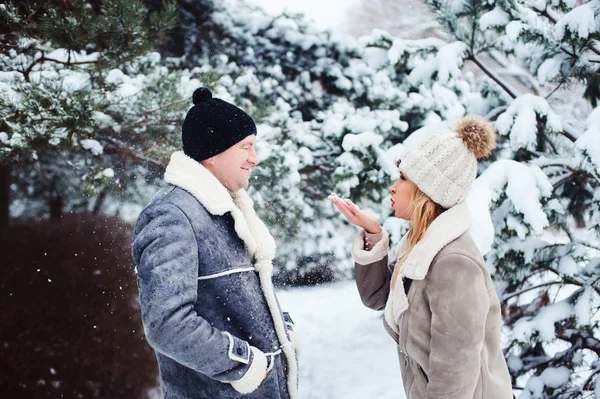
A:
163;151;276;269
395;201;471;280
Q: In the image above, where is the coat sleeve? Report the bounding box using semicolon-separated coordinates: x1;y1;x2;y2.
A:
352;229;392;311
132;202;267;394
425;253;489;399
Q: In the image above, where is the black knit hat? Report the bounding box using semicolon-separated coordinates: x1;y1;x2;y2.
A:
182;88;257;162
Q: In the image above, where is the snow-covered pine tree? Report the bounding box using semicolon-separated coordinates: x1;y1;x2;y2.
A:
0;0;180;222
411;0;600;396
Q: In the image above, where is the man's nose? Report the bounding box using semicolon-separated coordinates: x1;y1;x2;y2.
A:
248;148;259;166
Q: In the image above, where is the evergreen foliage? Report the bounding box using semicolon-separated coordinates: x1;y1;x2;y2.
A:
2;0;600;394
0;0;180;217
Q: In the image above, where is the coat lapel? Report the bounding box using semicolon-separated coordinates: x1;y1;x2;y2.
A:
397;201;472;281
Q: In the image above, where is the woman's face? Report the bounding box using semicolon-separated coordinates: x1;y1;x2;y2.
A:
389;171;416;220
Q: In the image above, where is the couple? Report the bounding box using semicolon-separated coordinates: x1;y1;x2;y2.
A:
132;88;513;398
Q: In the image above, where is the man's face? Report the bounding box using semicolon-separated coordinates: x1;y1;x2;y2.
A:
201;135;259;192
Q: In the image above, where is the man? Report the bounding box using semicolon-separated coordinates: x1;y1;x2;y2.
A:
132;87;298;398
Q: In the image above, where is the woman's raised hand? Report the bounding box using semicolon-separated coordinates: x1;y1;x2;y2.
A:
328;193;382;234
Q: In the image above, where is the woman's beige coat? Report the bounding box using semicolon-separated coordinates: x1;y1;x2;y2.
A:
353;202;513;399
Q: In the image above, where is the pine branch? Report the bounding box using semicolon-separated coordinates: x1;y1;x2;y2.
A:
587;38;600;57
533;5;600;58
123;118;182;131
311;150;342;158
43;57;96;67
582;368;600;392
142;99;188;116
556;329;600;357
115;99;187;129
540;263;584;288
22;52;98;82
496;68;541;96
542;134;559;155
560;222;600;251
532;7;557;25
468;54;519;99
102;136;166;168
502;281;564;302
484;105;508;121
580;241;600;252
520;355;554;373
305;130;337;152
468;0;479;54
539;163;585;174
545;82;564;100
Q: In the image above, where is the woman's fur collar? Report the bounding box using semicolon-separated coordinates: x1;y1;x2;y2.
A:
395;201;472;281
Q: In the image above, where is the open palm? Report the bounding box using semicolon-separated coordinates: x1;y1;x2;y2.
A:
328;193;382;234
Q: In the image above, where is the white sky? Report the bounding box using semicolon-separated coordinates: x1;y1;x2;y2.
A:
246;0;361;31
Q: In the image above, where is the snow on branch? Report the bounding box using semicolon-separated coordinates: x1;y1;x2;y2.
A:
467;159;552;253
496;94;563;151
575;107;600;175
407;41;468;86
554;0;600;41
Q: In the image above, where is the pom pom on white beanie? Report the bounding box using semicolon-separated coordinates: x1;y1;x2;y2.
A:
398;115;497;209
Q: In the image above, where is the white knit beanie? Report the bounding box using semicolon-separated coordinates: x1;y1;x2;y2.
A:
398;115;497;209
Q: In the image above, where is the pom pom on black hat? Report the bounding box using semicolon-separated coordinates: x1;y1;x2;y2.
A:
193;87;212;105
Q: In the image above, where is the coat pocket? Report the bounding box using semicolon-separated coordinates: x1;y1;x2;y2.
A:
283;312;294;331
398;349;414;394
283;311;299;353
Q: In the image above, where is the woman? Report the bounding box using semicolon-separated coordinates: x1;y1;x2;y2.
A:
329;116;513;399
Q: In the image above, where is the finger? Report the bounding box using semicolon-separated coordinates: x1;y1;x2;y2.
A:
329;195;356;217
329;196;343;207
343;199;359;216
328;194;342;204
344;198;359;210
333;201;353;218
330;195;351;211
330;197;346;212
339;199;355;213
332;200;355;221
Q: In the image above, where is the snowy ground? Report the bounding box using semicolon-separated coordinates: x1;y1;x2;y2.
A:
277;281;406;399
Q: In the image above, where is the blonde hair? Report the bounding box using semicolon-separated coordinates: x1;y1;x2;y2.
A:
391;186;444;288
